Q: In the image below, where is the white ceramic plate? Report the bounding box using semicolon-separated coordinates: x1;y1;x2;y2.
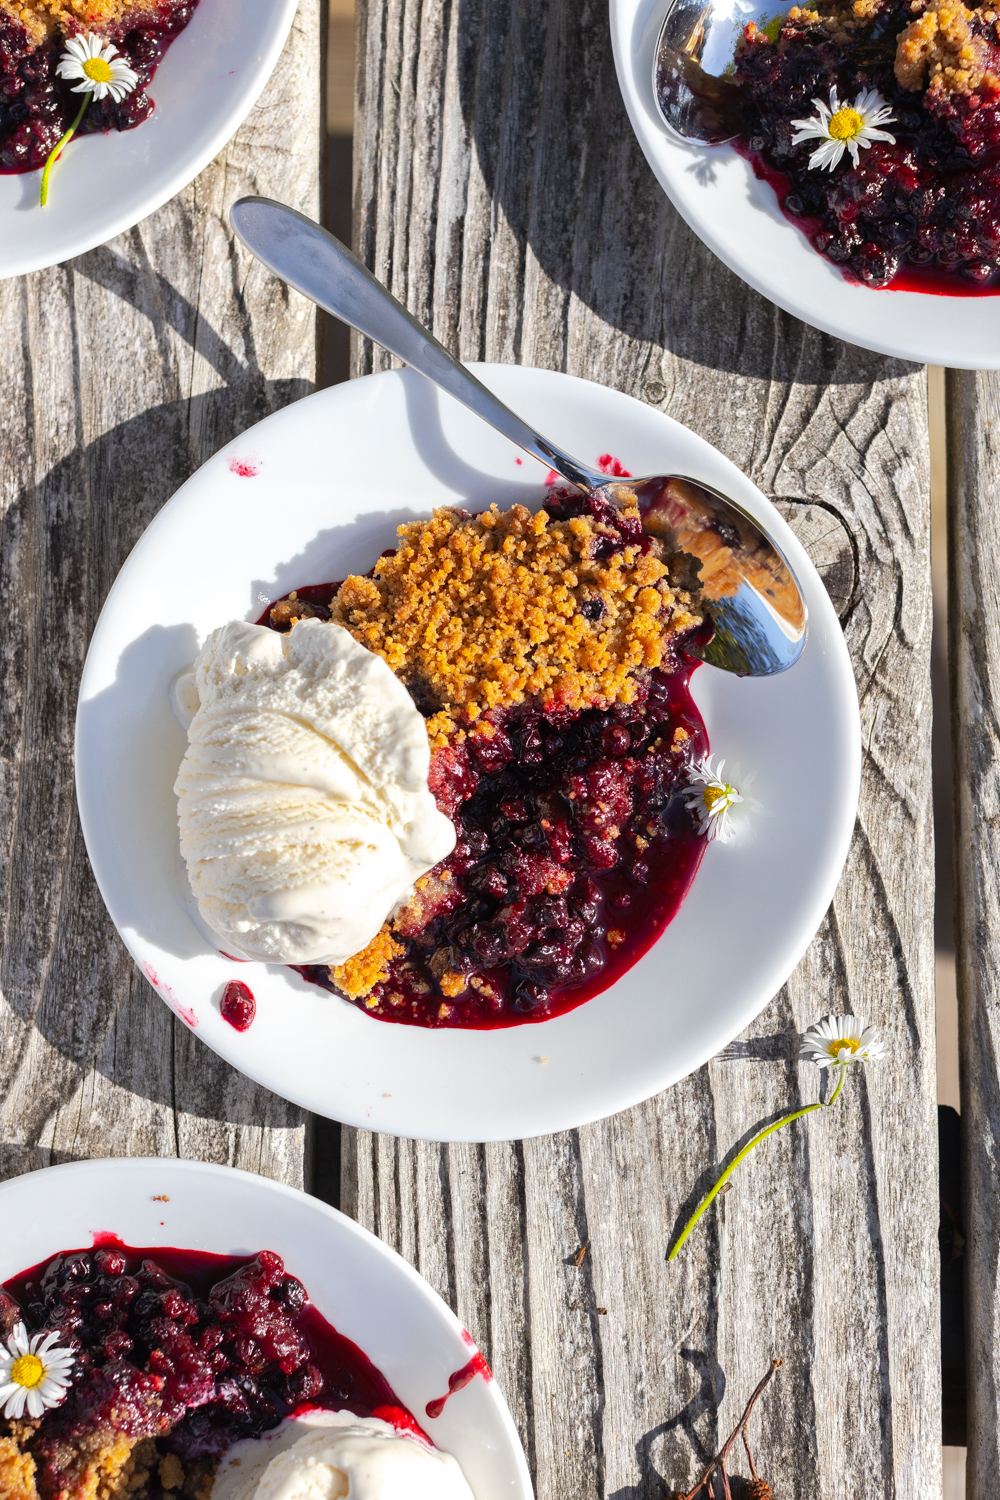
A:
0;1157;529;1500
75;364;860;1142
609;0;1000;367
0;0;298;280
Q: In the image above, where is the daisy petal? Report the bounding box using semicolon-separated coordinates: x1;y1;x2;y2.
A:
3;1387;27;1420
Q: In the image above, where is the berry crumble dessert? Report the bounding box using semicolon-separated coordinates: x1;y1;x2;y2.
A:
0;0;198;174
261;482;716;1029
0;1242;434;1500
732;0;1000;289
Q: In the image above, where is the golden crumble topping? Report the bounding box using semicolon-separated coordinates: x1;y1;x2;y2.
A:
331;502;702;749
0;0;148;46
895;0;999;93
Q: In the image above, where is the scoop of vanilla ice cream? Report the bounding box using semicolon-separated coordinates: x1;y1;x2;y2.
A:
210;1410;475;1500
174;618;455;965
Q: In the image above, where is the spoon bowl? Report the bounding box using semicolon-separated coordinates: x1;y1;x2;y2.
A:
230;197;806;674
652;0;792;143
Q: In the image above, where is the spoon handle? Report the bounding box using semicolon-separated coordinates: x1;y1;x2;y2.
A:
230;197;598;491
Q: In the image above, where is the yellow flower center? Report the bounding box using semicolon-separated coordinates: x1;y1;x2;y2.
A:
10;1354;45;1390
82;57;113;83
828;107;863;141
827;1036;860;1058
702;784;732;811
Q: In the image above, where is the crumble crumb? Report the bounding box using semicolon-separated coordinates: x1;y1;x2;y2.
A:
439;970;469;998
268;595;330;631
392;872;461;939
158;1454;184;1493
331;924;404;1000
896;0;999;92
331;503;701;748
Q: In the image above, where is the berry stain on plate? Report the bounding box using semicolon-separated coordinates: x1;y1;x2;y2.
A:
143;962;198;1027
229;456;261;478
425;1339;493;1420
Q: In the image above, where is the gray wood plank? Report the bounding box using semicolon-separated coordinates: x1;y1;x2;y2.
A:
345;0;942;1495
947;368;1000;1500
0;0;321;1189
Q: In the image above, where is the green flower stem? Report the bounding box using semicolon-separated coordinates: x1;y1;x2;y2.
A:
40;92;92;208
668;1063;847;1262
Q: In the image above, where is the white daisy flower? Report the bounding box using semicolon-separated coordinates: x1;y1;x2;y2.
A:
56;31;139;103
682;754;743;843
800;1013;885;1069
0;1323;75;1420
791;86;896;171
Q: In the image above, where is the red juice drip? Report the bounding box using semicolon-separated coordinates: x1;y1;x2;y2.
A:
425;1349;492;1420
371;1404;434;1444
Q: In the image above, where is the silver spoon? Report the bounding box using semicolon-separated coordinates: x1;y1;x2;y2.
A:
653;0;775;143
230;197;806;675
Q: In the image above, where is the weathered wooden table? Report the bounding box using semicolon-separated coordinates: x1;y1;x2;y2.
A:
6;0;1000;1494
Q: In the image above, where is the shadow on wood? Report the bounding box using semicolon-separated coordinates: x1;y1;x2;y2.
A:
441;0;922;384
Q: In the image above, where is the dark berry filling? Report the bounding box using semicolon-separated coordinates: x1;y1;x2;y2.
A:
1;1242;406;1499
0;3;198;176
733;9;1000;293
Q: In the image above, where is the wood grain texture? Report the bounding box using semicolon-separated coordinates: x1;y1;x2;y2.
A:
0;0;321;1189
346;0;942;1495
947;369;1000;1500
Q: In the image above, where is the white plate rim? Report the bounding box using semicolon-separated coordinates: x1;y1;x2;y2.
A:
608;0;1000;368
0;0;299;280
75;363;862;1142
0;1155;532;1500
